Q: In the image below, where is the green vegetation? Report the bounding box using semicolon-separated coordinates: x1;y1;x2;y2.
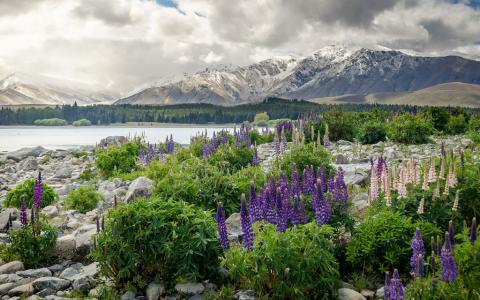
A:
95;141;141;177
387;114;433;144
3;222;57;268
92;198;220;290
359;121;387;144
72;118;92;126
64;186;102;213
222;223;339;299
3;179;58;208
33;118;68;126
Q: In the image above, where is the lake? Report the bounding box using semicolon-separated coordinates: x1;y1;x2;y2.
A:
0;125;236;152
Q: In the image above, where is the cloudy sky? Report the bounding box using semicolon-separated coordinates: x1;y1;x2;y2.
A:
0;0;479;94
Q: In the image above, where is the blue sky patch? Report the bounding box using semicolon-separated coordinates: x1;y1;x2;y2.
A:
450;0;480;9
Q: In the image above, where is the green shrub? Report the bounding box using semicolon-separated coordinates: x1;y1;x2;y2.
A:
457;156;480;221
253;112;269;124
359;121;387;144
454;234;480;297
387;114;433;144
4;222;57;268
72;119;92;126
33;118;68;126
468;116;480;132
64;186;102;213
275;143;332;179
3;179;58;208
323;108;358;141
250;129;274;145
208;145;253;173
346;210;440;276
404;276;469;300
420;107;450;132
446;115;468;135
222;223;339;299
95;142;141;177
91;198;220;290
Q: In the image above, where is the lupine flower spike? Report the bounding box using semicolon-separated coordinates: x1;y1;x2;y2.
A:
216;203;230;251
240;194;254;251
410;228;425;278
20;197;27;227
417;198;424;215
452;190;459;212
389;269;404;300
441;232;456;282
470;217;477;243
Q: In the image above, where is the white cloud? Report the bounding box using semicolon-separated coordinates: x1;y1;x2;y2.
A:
0;0;478;94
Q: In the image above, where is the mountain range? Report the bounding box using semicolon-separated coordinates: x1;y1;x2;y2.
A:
2;46;480;107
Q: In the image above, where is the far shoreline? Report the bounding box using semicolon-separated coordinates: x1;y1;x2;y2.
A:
0;122;240;128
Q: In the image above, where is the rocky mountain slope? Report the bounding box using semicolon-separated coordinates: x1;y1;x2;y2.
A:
0;73;116;106
115;46;480;106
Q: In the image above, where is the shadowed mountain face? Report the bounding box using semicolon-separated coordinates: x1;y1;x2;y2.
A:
115;46;480;106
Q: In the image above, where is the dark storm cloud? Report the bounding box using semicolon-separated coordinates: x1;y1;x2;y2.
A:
73;0;135;26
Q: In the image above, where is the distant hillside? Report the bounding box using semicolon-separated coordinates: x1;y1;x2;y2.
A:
310;82;480;107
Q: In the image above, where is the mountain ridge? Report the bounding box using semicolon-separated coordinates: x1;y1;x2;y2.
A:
115;46;480;106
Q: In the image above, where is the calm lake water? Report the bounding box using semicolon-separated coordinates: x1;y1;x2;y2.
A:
0;125;236;152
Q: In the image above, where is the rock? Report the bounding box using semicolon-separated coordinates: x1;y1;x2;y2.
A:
225;213;242;240
8;283;33;296
55;166;72;179
337;140;354;146
19;157;38;171
341;282;355;289
80;263;99;278
0;261;24;275
334;154;349;164
121;291;136;300
55;235;76;260
59;268;79;281
88;287;100;298
73;224;97;257
99;136;128;148
35;288;56;297
28;296;43;300
0;208;18;232
235;290;255;300
6;147;47;162
0;278;32;295
17;268;52;278
32;277;70;292
175;282;204;295
337;288;366;300
360;289;375;299
125;177;154;203
48;261;72;274
42;206;58;218
0;274;23;284
375;286;385;298
146;282;165;300
72;276;96;292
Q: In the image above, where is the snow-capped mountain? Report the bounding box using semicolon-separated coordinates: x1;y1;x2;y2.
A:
115;46;480;106
0;73;117;106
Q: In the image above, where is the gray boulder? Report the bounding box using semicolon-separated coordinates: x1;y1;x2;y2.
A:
17;268;52;278
121;290;136;300
0;273;23;284
72;275;96;292
32;277;70;292
125;177;154;203
19;157;38;171
8;282;33;296
99;136;128;148
7;147;47;162
42;206;59;218
337;288;366;300
55;166;73;179
0;208;18;232
146;282;165;300
0;261;24;274
175;282;204;295
235;290;255;300
54;234;76;260
226;213;242;241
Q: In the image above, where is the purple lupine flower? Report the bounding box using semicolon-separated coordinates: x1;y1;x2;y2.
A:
215;203;229;251
441;232;456;282
335;168;348;205
211;133;218;150
291;196;300;225
448;220;455;246
265;189;277;225
275;188;287;232
33;172;43;209
249;183;261;223
291;166;300;197
258;187;267;221
278;173;288;193
327;173;335;193
471;217;477;243
282;187;292;224
281;133;288;152
313;180;330;226
20;200;27;226
252;147;259;166
148;144;156;161
317;167;326;192
298;196;307;224
302;166;314;194
158;147;164;162
323;130;330;147
410;228;425;278
203;142;210;158
274;135;280;156
377;156;384;179
384;272;391;300
240;194;254;251
389;269;404;300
